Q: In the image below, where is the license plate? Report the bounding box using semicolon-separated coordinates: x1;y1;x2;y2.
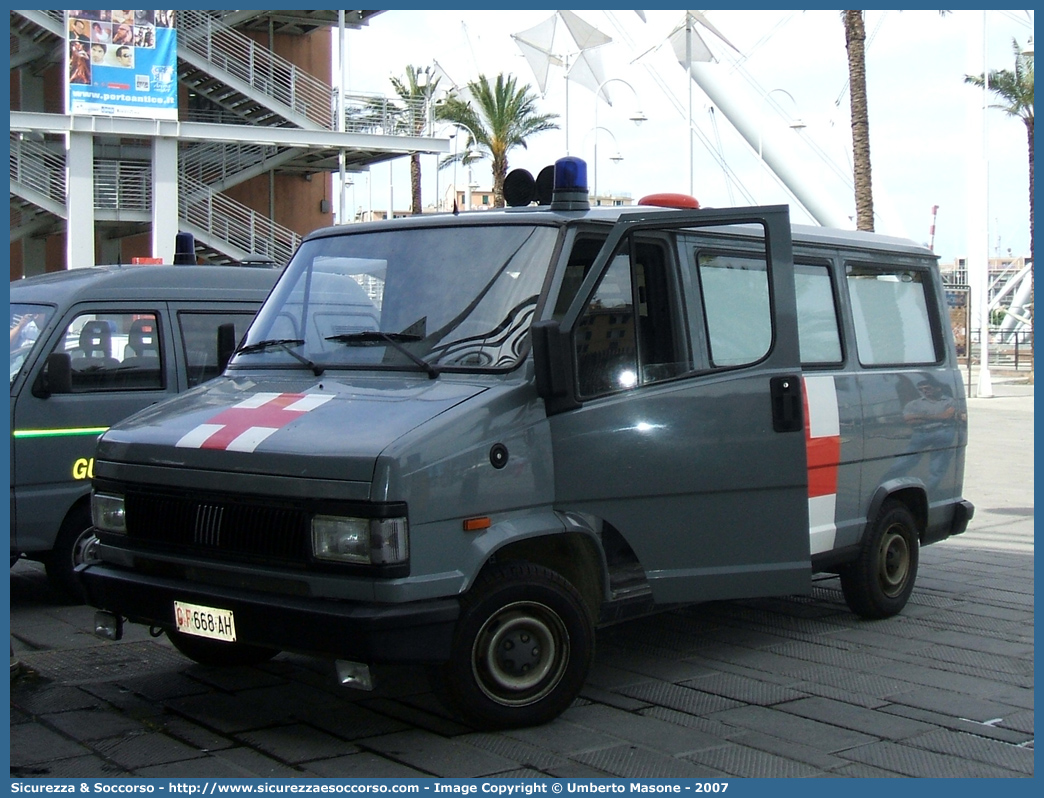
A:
174;601;237;642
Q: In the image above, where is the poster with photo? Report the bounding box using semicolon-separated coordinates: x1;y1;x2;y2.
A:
66;10;177;120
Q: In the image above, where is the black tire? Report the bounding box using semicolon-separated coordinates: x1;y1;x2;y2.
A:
440;561;594;729
841;501;920;619
166;630;279;667
45;504;98;604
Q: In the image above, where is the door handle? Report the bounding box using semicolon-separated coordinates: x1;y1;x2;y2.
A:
770;375;803;433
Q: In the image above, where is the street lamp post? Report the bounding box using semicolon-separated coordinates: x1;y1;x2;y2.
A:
443;122;479;211
593;77;646;155
757;88;805;199
583;125;623;204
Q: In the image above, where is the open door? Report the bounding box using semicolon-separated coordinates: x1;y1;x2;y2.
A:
546;206;811;604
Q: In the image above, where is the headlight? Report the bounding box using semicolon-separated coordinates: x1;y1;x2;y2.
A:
92;492;127;534
311;515;409;565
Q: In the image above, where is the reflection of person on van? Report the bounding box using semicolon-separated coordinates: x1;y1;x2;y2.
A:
888;377;957;492
10;314;43;350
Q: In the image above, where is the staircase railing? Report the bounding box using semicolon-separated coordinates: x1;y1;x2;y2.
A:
180;172;300;263
178;9;336;129
9;133;66;204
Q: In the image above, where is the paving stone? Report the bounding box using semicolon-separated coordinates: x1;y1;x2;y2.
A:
12;754;130;779
10;722;92;768
638;706;736;741
573;743;728;778
880;684;1026;723
828;762;905;778
304;701;411;741
687;742;824;778
41;707;149;742
838;740;1025;778
616;680;744;716
457;731;571;771
504;717;621;756
237;723;359;764
301;751;430;778
165;691;300;734
360;729;519;777
358;696;473;737
777;696;936;740
580;683;655;712
903;728;1034;775
208;745;305;777
136;756;269;779
485;767;550;778
727;728;853;772
680;671;810;706
564;703;725;755
92;731;209;769
706;705;876;753
78;681;169;720
117;670;215;701
10;682;103;715
151;715;239;753
878;704;1032;746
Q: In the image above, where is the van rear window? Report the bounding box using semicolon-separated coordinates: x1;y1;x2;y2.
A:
846;266;939;365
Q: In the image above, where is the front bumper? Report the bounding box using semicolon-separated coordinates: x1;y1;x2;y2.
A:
78;563;460;663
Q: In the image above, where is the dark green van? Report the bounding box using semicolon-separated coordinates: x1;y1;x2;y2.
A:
10;264;276;599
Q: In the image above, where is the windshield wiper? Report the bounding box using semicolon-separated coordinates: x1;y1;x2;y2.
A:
325;332;439;379
235;338;324;376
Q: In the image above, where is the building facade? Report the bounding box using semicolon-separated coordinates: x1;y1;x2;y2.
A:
10;10;449;279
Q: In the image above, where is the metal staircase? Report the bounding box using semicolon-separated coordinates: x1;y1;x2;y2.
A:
10;9;422;267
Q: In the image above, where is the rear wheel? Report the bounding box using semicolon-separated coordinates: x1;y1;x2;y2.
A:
440;561;594;729
841;501;920;619
166;630;279;667
45;505;97;604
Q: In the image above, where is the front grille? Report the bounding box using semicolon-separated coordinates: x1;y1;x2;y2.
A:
125;490;310;564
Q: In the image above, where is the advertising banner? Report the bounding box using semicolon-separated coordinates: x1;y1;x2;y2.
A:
65;10;178;120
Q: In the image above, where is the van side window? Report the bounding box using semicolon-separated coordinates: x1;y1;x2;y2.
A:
179;311;257;387
846;265;939;365
695;250;771;367
795;263;843;365
51;311;163;392
575;238;684;397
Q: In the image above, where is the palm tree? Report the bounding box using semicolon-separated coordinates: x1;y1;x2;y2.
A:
843;11;950;232
965;38;1034;274
843;10;875;231
435;73;558;208
390;66;440;215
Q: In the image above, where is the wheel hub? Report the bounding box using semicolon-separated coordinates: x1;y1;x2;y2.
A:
472;601;569;706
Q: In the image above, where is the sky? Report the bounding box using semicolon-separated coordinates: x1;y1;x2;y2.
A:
334;9;1034;266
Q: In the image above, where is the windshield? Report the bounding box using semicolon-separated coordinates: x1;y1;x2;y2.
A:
10;303;54;386
235;224;559;374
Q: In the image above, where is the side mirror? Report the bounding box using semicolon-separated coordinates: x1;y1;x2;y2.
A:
530;320;580;415
216;323;237;373
32;352;73;398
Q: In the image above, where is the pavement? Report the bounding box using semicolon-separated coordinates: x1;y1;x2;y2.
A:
8;379;1033;779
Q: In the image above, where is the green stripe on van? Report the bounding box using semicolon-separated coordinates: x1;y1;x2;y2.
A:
13;427;109;439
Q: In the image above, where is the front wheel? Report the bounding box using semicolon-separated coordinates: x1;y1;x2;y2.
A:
840;500;920;619
440;562;594;729
166;630;279;667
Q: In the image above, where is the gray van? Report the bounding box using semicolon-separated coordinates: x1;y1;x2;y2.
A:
81;158;972;729
10;264;277;599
